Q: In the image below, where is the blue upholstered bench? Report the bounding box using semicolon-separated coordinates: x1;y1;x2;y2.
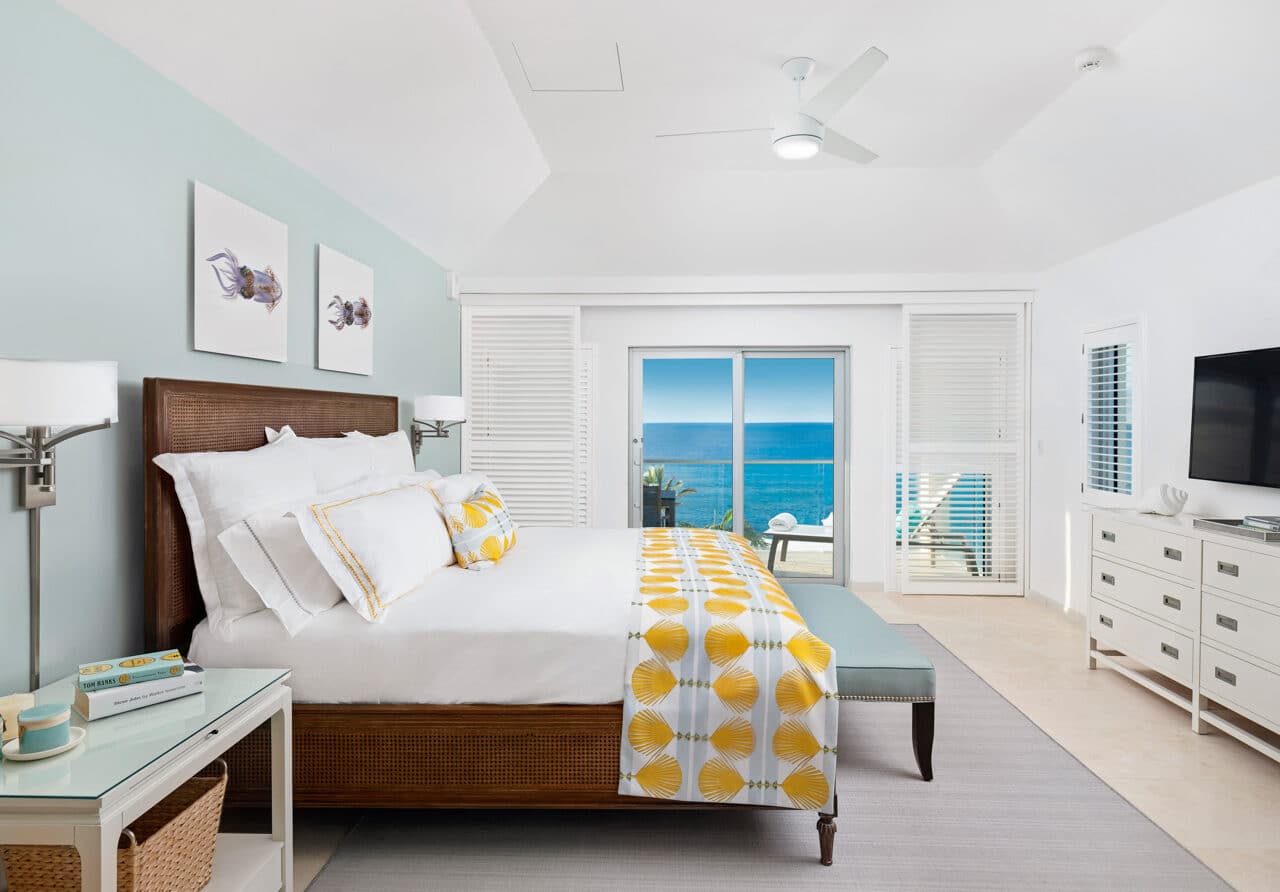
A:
784;584;937;782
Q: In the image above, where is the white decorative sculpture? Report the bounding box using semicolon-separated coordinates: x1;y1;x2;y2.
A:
1136;484;1189;516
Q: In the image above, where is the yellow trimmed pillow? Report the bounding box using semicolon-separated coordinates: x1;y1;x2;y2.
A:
431;477;517;569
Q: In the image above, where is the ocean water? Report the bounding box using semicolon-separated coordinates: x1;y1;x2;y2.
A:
642;422;834;533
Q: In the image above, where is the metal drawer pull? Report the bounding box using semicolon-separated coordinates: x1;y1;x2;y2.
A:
1216;614;1238;632
1160;642;1180;659
1163;546;1182;561
1100;530;1116;543
1098;614;1113;628
1214;667;1237;686
1217;561;1239;577
1100;572;1115;586
1162;595;1182;610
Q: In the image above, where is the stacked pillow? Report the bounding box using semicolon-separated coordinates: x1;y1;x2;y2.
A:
155;429;517;636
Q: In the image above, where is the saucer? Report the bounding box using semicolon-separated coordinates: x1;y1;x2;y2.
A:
2;726;86;762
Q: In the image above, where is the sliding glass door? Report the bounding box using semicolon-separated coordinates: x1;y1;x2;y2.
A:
630;349;845;583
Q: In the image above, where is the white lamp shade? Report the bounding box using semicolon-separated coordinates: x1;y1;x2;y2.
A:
0;359;119;427
414;394;466;422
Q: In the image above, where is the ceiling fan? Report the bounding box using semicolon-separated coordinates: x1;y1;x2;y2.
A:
656;47;888;163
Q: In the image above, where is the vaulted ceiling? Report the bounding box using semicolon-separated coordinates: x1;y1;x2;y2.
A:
59;0;1280;277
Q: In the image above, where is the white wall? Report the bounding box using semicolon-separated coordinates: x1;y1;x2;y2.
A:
580;303;902;588
1030;175;1280;614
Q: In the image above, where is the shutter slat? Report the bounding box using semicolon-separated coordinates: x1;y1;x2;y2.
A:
903;312;1024;591
463;307;591;526
1084;339;1135;496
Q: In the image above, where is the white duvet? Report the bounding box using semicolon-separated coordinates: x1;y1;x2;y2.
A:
190;527;638;704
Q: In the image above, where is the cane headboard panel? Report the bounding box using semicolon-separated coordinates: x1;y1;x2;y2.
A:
143;378;399;653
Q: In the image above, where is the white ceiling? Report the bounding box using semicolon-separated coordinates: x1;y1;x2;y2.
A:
469;0;1166;171
57;0;549;270
58;0;1280;279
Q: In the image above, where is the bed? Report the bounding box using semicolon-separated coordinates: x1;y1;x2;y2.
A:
143;377;837;861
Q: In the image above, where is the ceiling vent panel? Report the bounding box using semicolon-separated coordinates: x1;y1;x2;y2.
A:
513;40;623;92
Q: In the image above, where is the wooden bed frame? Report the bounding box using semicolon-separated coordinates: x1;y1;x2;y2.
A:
143;378;836;862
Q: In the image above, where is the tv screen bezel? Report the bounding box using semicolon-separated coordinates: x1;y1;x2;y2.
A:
1187;345;1280;490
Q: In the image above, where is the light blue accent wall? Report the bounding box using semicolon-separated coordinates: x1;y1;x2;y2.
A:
0;0;461;693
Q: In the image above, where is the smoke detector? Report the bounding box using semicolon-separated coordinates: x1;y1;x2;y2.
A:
1075;47;1110;72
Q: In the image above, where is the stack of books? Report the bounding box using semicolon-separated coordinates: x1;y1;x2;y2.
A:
1242;515;1280;533
73;649;205;720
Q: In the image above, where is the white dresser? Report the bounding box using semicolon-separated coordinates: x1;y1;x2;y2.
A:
1087;509;1280;762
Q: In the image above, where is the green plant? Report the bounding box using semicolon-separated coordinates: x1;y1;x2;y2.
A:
642;465;696;502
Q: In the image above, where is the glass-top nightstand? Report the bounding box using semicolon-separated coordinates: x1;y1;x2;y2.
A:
0;667;292;891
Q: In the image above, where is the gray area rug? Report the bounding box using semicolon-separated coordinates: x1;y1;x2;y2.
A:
309;626;1230;891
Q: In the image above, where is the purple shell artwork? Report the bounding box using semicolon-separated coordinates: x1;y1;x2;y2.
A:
328;296;372;331
206;248;283;312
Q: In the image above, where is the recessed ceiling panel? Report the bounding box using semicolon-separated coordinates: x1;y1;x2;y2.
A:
513;39;623;92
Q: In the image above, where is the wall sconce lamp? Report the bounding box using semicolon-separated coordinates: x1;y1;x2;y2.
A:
0;359;118;691
411;394;466;457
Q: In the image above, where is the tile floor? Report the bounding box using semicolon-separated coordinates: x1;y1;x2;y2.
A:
290;592;1280;890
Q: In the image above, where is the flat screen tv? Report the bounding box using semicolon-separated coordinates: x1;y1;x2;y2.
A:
1189;346;1280;489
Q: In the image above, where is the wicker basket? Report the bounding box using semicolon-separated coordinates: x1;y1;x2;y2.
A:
0;759;227;892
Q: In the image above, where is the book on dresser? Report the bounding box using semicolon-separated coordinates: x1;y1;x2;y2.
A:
1086;509;1280;765
1242;515;1280;531
73;665;204;720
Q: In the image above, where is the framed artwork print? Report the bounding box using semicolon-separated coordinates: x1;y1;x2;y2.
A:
193;181;288;362
318;244;374;376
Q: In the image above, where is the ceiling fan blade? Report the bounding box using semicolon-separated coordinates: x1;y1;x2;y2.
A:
802;46;888;124
822;129;878;164
654;127;770;139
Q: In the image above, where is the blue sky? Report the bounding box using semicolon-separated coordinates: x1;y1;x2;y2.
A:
642;357;834;423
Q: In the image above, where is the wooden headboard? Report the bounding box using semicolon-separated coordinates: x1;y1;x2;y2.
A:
143;378;399;653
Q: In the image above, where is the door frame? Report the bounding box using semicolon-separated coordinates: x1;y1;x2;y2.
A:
628;347;848;586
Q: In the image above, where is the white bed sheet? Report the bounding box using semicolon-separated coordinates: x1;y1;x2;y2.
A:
190;526;639;704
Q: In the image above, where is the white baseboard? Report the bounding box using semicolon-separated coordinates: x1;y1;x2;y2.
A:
1027;587;1086;626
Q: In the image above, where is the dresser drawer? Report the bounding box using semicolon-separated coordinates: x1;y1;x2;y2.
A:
1202;591;1280;669
1089;595;1195;685
1091;557;1198;632
1092;518;1199;581
1202;541;1280;610
1201;644;1280;729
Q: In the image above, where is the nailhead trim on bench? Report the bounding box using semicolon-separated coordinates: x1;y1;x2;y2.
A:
836;694;936;703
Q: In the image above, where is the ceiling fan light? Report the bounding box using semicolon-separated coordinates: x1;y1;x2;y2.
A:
773;133;822;160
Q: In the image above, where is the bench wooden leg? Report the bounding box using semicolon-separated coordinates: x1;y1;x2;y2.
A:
912;701;935;781
816;792;838;866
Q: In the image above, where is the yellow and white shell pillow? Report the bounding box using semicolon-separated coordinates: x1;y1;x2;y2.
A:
431;476;517;570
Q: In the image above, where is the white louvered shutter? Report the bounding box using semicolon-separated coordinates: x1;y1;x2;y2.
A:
575;344;594;527
1083;323;1139;503
462;306;591;526
902;308;1026;594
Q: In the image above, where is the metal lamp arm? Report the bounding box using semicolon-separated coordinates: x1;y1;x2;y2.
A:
44;418;113;450
0;430;34;450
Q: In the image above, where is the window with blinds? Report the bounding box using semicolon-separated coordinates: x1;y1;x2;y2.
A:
462;306;592;526
902;308;1026;595
1083;322;1139;503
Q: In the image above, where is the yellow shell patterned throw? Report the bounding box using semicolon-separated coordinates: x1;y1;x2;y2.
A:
619;528;838;810
435;481;517;569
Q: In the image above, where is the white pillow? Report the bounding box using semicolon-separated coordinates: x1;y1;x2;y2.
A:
264;425;414;490
344;430;416;477
217;507;344;637
428;472;509;508
291;477;455;622
153;431;316;636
